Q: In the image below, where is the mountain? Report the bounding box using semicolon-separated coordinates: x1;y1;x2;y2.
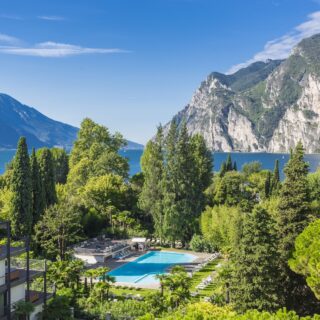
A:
0;94;143;150
165;33;320;153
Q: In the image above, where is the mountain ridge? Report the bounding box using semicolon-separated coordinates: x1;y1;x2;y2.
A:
164;33;320;153
0;93;143;150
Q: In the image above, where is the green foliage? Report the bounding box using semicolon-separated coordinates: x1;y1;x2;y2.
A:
11;137;32;236
200;205;243;253
51;148;69;184
42;295;72;320
47;259;84;290
289;219;320;300
34;202;83;259
231;205;280;312
189;234;208;252
139;126;165;240
13;300;35;319
141;122;212;245
276;142;318;312
242;161;262;177
30;148;45;225
68;118;128;189
37;148;57;207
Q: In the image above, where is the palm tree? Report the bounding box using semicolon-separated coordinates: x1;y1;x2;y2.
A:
84;269;98;289
156;274;169;297
13;301;35;320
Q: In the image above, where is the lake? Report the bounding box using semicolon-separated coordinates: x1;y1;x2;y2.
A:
1;149;320;178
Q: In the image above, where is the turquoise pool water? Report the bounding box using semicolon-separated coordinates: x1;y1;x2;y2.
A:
108;251;196;285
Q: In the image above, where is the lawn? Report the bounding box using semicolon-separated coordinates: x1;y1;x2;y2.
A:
190;258;224;299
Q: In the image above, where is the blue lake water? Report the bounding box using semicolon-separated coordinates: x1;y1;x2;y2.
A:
108;251;196;284
1;149;320;178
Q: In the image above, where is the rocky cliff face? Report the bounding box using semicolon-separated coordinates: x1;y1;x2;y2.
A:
166;34;320;153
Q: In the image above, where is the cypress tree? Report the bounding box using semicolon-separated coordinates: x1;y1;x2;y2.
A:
233;161;237;171
231;206;280;312
219;162;227;177
264;171;272;198
38;148;57;207
11;137;32;236
226;154;233;171
277;142;319;312
30;148;45;225
271;159;280;194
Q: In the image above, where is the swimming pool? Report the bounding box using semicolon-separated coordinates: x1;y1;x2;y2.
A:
108;251;196;285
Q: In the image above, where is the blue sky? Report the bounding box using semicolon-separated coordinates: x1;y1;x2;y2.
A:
0;0;320;144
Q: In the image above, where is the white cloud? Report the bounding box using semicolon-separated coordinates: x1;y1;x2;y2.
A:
38;16;65;21
0;14;23;20
227;11;320;74
0;33;21;45
0;41;128;57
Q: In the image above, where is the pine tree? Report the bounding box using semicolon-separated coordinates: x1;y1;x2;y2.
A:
38;148;57;207
271;159;280;194
277;142;319;312
30;149;45;226
11;137;32;236
139;126;165;242
226;154;233;171
231;206;280;312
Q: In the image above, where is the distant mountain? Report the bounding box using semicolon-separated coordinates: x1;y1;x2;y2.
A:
0;94;143;150
165;33;320;153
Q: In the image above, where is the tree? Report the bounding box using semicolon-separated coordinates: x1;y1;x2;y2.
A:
242;161;262;177
47;259;84;290
231;206;280;312
139;126;165;241
68;118;128;189
226;154;233;171
200;205;243;253
34;202;83;260
264;171;272;198
37;148;57;207
233;161;237;171
42;295;72;320
219;161;227;177
11;137;32;236
163;120;180;246
30;148;45;225
162;266;192;308
271;159;280;194
190;134;213;222
289;219;320;300
51;148;69;184
13;300;35;320
276;142;319;312
81;174;129;231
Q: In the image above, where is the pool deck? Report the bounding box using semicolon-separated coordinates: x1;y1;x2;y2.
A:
102;249;213;289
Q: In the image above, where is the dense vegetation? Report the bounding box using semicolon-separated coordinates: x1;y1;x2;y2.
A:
0;118;320;319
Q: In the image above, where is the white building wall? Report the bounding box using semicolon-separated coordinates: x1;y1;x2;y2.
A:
10;283;25;310
30;303;43;320
0;260;5;286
